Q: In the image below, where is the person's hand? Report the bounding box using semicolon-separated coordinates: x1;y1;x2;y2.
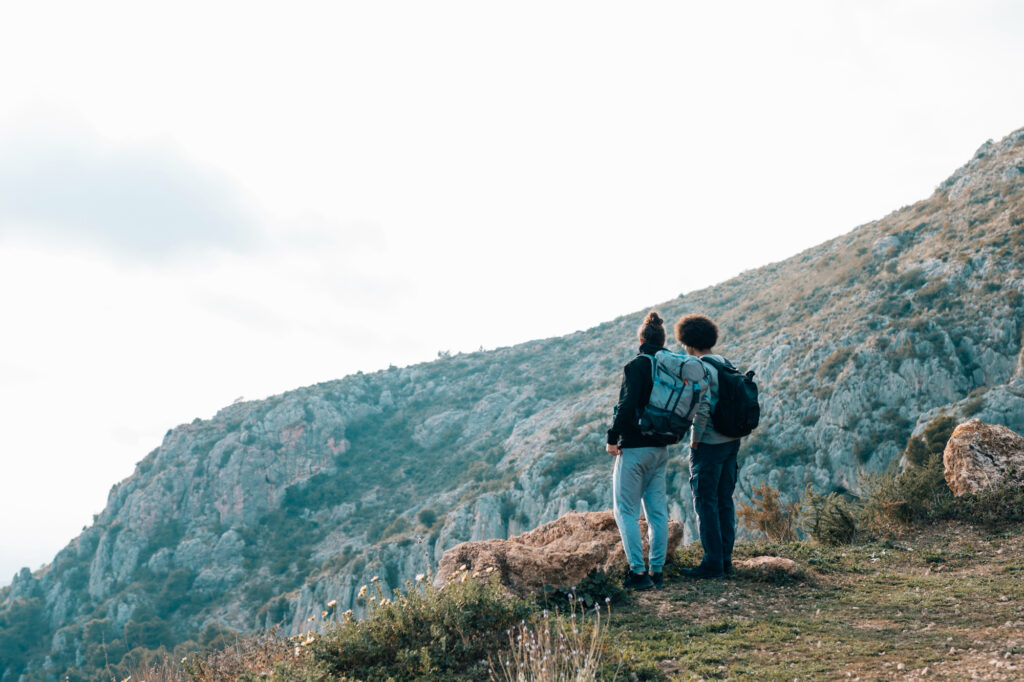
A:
606;444;621;457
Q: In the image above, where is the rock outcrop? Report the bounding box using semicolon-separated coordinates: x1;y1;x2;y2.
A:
944;419;1024;496
434;511;683;595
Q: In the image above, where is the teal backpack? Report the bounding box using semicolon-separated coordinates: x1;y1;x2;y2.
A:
637;350;708;444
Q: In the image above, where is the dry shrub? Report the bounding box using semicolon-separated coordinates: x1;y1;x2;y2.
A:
490;597;622;682
738;481;798;542
128;631;329;682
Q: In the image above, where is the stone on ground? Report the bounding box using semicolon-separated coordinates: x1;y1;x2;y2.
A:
735;556;801;577
943;419;1024;496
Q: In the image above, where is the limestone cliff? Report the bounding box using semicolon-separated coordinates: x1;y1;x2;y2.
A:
2;127;1023;681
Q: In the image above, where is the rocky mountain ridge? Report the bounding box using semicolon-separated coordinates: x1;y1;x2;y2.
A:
2;127;1023;681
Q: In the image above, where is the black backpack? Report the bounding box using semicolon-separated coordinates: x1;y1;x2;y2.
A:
700;356;760;438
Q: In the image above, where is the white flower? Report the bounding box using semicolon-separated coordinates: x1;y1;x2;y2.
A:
416;573;426;582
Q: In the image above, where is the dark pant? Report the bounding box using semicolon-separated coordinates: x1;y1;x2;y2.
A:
689;440;741;572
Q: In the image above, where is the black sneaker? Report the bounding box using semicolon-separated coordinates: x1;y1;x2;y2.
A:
648;571;665;589
680;565;724;579
623;570;654;591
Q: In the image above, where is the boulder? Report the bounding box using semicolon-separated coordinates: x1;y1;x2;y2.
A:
434;510;683;596
735;556;801;578
943;419;1024;496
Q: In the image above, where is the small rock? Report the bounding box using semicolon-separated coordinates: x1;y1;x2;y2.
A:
735;556;801;577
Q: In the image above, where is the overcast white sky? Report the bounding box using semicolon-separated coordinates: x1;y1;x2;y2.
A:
2;0;1023;585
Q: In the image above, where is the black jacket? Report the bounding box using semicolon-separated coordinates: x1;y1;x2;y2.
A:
607;342;669;448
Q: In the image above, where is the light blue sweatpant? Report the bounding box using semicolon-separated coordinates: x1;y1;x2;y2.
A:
612;446;669;574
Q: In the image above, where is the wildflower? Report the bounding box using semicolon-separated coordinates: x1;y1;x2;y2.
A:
416;573;426;582
321;610;328;617
327;600;337;608
308;616;316;622
358;585;368;597
294;645;300;657
485;566;495;573
181;657;187;663
371;576;379;582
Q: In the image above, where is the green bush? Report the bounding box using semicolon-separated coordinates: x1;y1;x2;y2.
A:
0;597;47;679
859;416;960;531
904;416;957;467
541;448;593;495
308;575;533;681
861;453;952;527
949;483;1024;529
539;569;626;610
798;485;857;545
417;507;439;528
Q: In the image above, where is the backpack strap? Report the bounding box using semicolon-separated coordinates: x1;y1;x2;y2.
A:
700;355;737;373
639;352;658;383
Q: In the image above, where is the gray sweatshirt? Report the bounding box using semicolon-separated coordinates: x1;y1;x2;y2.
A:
690;354;742;446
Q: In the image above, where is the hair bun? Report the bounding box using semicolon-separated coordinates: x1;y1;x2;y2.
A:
645;311;664;326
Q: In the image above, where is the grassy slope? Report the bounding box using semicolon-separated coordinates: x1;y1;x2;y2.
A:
137;522;1024;681
616;523;1024;680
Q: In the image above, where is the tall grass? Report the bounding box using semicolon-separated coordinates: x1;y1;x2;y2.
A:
490;592;621;682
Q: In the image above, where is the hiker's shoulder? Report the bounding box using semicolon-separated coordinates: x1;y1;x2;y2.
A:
624;348;661;373
700;354;731;366
625;354;653;371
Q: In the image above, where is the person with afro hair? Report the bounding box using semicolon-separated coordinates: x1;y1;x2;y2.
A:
674;313;743;579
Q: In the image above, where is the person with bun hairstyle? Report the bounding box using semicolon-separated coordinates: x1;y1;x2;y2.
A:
675;314;742;579
606;311;672;591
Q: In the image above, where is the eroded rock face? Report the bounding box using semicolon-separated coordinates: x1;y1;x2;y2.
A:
434;511;683;595
944;419;1024;496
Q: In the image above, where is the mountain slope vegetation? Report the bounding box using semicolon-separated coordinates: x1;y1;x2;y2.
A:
2;127;1023;681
